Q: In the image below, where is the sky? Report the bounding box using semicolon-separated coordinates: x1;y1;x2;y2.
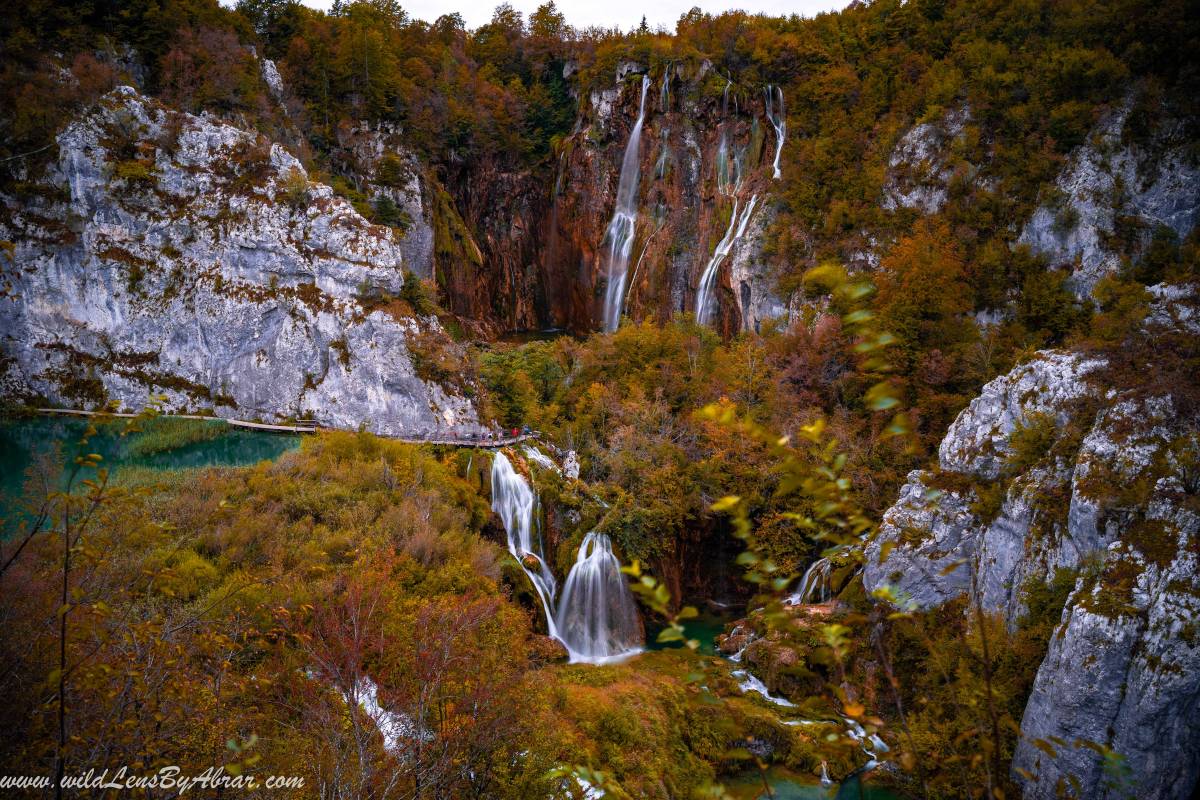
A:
294;0;848;32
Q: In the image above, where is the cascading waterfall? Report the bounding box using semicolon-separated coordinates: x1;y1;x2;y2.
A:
600;74;651;333
491;452;559;636
716;79;737;195
490;452;643;665
786;556;832;605
764;84;786;180
660;64;671;111
555;532;644;663
695;194;758;325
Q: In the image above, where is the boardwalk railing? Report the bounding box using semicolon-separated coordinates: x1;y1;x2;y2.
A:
34;408;534;448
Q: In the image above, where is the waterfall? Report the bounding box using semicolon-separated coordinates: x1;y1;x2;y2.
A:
490;453;643;664
786;557;832;605
716;79;736;196
695;194;758;325
764;85;786;180
600;75;651;333
555;532;643;663
491;452;559;636
348;677;429;753
523;445;559;474
660;64;671;112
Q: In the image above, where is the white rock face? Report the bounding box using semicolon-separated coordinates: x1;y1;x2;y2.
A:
881;104;971;215
865;287;1200;800
729;204;789;333
1012;408;1200;800
335;122;435;279
0;87;484;437
937;351;1104;480
259;57;285;103
563;450;580;480
1018;97;1200;298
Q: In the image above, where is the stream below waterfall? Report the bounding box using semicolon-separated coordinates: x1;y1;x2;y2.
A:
723;765;901;800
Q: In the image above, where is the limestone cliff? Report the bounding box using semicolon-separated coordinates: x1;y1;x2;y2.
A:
864;285;1200;799
0;87;485;437
1018;97;1199;298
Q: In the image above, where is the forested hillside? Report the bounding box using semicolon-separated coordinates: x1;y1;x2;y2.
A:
1;0;1198;798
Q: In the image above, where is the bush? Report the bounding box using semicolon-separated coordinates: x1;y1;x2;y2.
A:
372;195;412;230
280;167;310;210
112;159;155;186
1007;412;1058;474
399;270;442;316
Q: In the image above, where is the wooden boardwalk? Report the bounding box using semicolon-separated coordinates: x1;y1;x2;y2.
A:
34;407;533;447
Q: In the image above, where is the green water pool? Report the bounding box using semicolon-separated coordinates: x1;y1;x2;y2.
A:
723;766;902;800
1;415;300;521
646;609;737;655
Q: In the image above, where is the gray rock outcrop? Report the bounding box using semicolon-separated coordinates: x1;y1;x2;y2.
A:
881;104;971;215
0;87;484;437
865;286;1200;799
1018;96;1200;298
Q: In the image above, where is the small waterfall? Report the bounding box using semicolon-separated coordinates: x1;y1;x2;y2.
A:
600;75;651;333
491;453;642;664
820;762;832;787
349;677;429;753
786;557;832;605
695;194;758;325
845;716;890;769
555;532;644;663
491;452;559;636
523;445;559;474
660;64;671;111
764;85;786;180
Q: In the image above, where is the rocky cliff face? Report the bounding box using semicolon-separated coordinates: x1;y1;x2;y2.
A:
332;122;435;281
0;87;484;436
881;104;973;217
865;285;1200;799
547;61;790;335
1017;96;1199;298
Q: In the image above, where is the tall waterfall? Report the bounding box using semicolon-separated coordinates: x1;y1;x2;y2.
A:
695;194;758;325
490;452;643;664
764;85;786;180
715;79;742;195
556;532;643;663
491;452;558;636
600;75;651;333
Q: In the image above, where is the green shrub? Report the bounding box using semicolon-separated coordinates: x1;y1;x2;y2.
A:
1007;412;1058;474
112;159;155;186
399;270;442;316
280;167;310;210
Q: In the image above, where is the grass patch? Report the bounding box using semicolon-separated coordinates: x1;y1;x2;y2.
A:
121;417;229;458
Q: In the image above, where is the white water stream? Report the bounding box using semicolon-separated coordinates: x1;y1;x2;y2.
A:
600;75;651;333
764;84;786;180
491;451;642;664
786;556;832;605
695;194;758;325
491;451;559;637
555;532;643;663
